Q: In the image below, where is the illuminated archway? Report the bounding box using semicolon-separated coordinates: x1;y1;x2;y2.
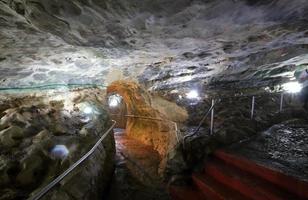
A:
107;94;127;129
107;80;177;173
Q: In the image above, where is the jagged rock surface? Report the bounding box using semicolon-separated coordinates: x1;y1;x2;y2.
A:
107;81;187;174
1;0;308;197
0;0;307;94
0;89;115;200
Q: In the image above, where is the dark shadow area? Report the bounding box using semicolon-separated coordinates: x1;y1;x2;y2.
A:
105;90;171;200
106;129;170;200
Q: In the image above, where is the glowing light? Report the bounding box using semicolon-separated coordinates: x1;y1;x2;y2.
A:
186;90;199;99
50;145;69;159
109;98;119;107
282;82;302;93
83;106;93;114
108;94;122;107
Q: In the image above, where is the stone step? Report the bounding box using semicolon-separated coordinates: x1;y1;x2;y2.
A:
204;159;301;200
169;150;308;200
192;173;247;200
169;185;207;200
214;150;308;199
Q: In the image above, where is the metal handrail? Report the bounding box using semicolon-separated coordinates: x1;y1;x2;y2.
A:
110;114;180;142
109;91;293;151
182;92;292;149
209;91;286;101
29;120;117;200
183;100;218;147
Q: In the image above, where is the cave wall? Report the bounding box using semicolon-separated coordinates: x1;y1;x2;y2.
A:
0;88;115;200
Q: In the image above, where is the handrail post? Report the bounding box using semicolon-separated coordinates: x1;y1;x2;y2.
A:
279;93;284;112
183;100;217;147
210;99;214;135
173;122;179;143
251;96;255;120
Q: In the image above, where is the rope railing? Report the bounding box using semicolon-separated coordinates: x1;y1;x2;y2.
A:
109;114;180;142
209;92;284;102
28;120;116;200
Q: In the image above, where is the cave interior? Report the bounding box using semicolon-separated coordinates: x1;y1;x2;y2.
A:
0;0;308;200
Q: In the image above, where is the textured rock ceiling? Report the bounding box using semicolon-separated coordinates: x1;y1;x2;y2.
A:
0;0;308;93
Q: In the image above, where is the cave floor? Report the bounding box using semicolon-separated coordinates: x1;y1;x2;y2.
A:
226;119;308;181
106;128;170;200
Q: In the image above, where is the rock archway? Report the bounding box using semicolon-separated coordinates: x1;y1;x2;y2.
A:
107;80;187;173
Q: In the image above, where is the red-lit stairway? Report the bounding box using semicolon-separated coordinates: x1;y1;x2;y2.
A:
169;150;308;200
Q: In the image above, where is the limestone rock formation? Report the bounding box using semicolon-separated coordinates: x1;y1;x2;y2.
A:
0;0;307;93
107;81;187;174
0;88;115;200
0;0;308;196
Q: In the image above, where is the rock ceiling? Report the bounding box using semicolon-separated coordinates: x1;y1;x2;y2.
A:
0;0;308;93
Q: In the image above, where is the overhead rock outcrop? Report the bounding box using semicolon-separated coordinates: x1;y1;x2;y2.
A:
0;0;308;93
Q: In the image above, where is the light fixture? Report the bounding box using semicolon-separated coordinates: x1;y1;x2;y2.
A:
83;106;93;114
108;94;122;107
109;98;119;107
186;90;199;99
50;145;69;159
282;82;302;93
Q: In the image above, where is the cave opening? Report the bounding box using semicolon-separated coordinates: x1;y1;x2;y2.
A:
107;93;127;129
105;81;172;200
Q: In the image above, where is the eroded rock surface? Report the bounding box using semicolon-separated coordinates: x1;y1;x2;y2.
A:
0;89;115;200
227;118;308;181
1;0;308;196
107;81;187;174
164;92;308;180
0;0;307;93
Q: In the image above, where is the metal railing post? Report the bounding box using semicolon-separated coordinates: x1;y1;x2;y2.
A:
251;96;255;120
183;100;217;148
210;99;214;135
279;93;284;112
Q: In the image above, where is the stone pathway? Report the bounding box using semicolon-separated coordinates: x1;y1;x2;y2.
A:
106;129;170;200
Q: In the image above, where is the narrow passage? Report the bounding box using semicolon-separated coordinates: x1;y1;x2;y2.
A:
106;128;170;200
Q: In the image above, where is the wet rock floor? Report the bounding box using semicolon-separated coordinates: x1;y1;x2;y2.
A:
226;119;308;181
106;129;170;200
